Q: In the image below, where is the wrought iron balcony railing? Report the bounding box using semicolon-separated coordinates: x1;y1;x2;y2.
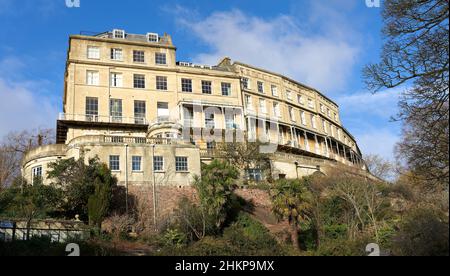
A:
59;113;148;125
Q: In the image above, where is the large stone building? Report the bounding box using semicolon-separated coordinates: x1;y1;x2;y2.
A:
22;29;368;187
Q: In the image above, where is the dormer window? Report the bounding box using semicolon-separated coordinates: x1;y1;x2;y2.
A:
113;29;125;39
147;33;159;43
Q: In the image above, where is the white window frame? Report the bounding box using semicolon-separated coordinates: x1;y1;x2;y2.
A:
245;95;253;110
259;99;267;114
31;166;43;184
147;33;159;43
87;46;100;59
271;85;278;97
301;111;307;126
175;157;188;172
155;52;167;65
133;50;145;63
242;78;250;89
308;99;314;109
202;80;212;94
113;29;125;39
311;115;317;129
132;156;142;172
221;82;232;96
153;156;164;172
133;74;146;89
273;102;281;117
257;81;264;94
320;104;325;113
286;90;292;101
111;48;123;61
298;95;304;105
289;107;296;121
156;76;168;91
181;78;193;93
110;72;123;87
134;100;146;124
109;155;120;172
86;70;99;86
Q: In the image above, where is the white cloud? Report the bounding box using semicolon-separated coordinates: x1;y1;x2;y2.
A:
176;8;360;93
337;87;403;120
171;5;403;161
0;78;58;138
357;128;401;161
0;56;26;79
335;87;405;162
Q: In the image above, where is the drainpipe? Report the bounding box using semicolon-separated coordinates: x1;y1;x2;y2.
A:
125;143;129;215
151;144;157;231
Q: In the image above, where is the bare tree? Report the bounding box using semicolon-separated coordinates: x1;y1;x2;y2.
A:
0;147;19;191
322;169;387;242
364;0;449;189
0;128;54;189
364;154;395;181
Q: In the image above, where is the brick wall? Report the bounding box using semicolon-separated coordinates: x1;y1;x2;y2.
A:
127;185;198;232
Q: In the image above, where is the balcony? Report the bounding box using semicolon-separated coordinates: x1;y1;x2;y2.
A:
59;113;148;125
67;135;181;146
149;116;184;129
103;136;175;145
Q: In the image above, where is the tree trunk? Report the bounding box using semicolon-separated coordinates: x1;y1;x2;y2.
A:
26;217;32;241
290;223;300;251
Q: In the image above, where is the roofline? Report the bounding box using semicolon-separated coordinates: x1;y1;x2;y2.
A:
69;35;177;50
232;61;339;108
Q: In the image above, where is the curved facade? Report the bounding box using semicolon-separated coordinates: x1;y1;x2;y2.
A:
22;30;367;186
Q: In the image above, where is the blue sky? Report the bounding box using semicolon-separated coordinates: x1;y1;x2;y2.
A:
0;0;402;161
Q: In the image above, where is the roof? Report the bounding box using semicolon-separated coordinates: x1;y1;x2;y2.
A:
231;61;340;108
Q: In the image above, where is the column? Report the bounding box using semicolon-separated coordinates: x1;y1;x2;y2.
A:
304;132;310;152
277;123;281;144
324;137;330;158
248;117;253;141
240;108;245;131
336;141;340;161
290;126;295;147
343;146;347;165
314;134;320;155
263;119;268;143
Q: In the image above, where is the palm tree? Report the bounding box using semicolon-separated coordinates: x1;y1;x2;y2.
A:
271;179;312;251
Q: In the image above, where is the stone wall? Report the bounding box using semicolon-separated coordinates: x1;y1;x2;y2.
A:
235;188;272;209
127;185;198;231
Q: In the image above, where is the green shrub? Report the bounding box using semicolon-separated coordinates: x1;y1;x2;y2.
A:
162;229;187;248
222;212;285;255
392;208;449;256
0;237;119;256
194;160;239;232
315;236;370;256
324;224;348;240
171;197;217;242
